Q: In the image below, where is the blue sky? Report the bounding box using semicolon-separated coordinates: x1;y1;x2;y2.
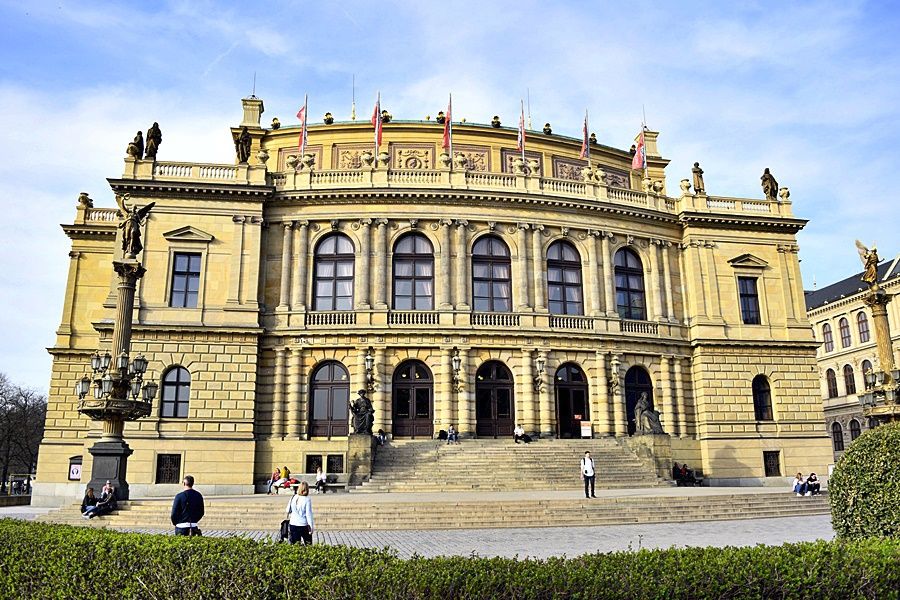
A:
1;0;899;390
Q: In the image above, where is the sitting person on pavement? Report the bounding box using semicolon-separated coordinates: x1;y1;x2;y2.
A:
672;462;682;484
806;472;820;496
314;466;328;494
680;464;697;485
792;472;808;497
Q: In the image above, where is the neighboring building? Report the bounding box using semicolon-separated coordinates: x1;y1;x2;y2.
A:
34;96;833;505
805;254;900;462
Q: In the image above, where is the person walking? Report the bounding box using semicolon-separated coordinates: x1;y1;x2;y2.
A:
581;451;596;499
171;475;205;536
286;481;315;545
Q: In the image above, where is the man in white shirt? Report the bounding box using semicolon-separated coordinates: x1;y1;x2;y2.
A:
514;424;525;444
581;451;596;498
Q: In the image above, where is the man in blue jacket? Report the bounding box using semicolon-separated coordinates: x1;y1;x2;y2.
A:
171;475;205;536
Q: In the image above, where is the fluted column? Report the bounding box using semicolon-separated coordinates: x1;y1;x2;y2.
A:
602;232;616;316
516;223;531;310
373;219;389;308
277;222;294;310
595;351;612;435
272;347;286;438
291;221;309;310
454;220;469;310
439;219;453;308
457;348;472;435
287;346;302;437
587;230;602;315
675;357;688;436
532;225;546;311
661;242;674;321
611;354;626;436
537;349;552;436
521;348;536;433
702;241;722;319
648;239;663;321
356;219;372;308
439;348;453;430
373;347;388;434
659;356;676;435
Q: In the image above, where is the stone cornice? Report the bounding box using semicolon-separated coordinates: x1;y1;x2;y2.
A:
108;179;274;201
678;211;808;234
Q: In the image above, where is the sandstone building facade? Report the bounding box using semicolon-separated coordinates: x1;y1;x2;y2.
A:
34;97;832;505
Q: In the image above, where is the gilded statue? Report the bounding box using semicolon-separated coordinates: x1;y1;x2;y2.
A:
235;126;251;163
116;193;156;259
761;168;778;201
126;131;144;159
855;240;880;286
144;122;162;159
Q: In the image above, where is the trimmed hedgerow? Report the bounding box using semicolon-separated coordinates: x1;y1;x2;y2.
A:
0;519;898;599
830;421;900;539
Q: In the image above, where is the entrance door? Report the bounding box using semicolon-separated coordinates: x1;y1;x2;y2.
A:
308;361;350;438
555;363;588;438
624;366;653;436
475;361;515;437
392;361;434;438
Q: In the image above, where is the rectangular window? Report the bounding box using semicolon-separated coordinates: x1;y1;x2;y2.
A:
305;454;323;473
155;454;181;484
326;454;344;474
170;253;202;308
763;451;781;477
738;277;761;325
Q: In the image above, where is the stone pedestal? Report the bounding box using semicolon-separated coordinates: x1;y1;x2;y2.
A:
87;439;134;500
347;433;374;486
623;433;673;479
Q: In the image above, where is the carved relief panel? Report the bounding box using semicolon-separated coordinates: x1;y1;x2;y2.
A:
390;143;435;170
277;145;323;171
501;148;543;176
603;166;630;189
552;156;587;181
451;144;490;172
332;143;383;169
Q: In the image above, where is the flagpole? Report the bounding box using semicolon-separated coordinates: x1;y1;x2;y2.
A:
641;105;648;179
351;74;356;121
302;93;308;156
585;109;590;167
448;93;453;167
526;89;532;130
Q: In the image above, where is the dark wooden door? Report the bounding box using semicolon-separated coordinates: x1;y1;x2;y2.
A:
555;363;589;438
475;361;515;438
392;361;433;438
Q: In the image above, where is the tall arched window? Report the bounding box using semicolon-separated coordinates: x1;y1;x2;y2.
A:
308;361;350;438
849;419;861;441
822;324;834;352
843;364;856;395
471;236;511;312
161;366;190;418
313;234;355;310
614;248;646;320
857;312;870;343
825;369;838;398
832;422;844;452
752;375;773;421
839;317;851;348
393;234;434;310
862;359;874;389
547;241;583;315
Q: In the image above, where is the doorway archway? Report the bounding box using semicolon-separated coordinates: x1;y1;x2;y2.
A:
555;363;588;438
475;361;514;438
624;366;653;436
392;360;434;438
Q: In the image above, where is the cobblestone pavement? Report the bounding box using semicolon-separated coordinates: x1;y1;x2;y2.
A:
3;506;833;558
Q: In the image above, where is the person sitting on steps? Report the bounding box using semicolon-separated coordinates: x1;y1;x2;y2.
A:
447;424;460;444
792;472;808;497
806;473;820;496
514;424;533;444
314;466;328;494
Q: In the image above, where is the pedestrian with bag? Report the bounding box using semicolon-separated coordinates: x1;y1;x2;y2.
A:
171;475;204;536
286;481;315;545
581;451;596;499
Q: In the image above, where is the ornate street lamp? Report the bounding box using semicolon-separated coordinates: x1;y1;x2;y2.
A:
451;347;463;393
364;347;376;393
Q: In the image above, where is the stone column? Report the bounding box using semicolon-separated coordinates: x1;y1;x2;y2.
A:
297;349;310;439
287;346;302;437
273;347;286;438
439;348;453;430
659;355;676;435
247;217;264;308
278;222;294;310
602;232;616;316
516;223;531;310
537;349;553;436
702;241;722;319
454;220;469;310
647;239;663;321
227;216;245;305
864;289;897;380
674;357;688;436
373;219;389;308
520;348;536;433
457;348;472;435
373;347;388;434
611;354;626;436
291;221;309;311
586;230;602;315
595;350;612;436
356;219;372;308
661;241;675;321
532;225;546;311
439;219;453;308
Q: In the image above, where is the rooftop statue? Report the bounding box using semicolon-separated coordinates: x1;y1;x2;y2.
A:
126;131;144;159
761;168;778;201
116;193;156;260
692;162;705;194
144;122;162;159
855;240;880;286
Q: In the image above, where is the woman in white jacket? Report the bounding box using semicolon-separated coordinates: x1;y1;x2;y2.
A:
286;481;315;544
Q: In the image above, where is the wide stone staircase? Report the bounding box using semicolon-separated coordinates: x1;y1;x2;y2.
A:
356;438;663;492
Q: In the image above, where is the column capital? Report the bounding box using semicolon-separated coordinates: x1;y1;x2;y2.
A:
532;223;545;233
282;221;294;231
517;222;530;231
440;218;454;227
69;250;81;259
353;218;373;229
296;219;310;228
587;229;601;238
455;219;469;228
232;215;246;224
374;218;389;227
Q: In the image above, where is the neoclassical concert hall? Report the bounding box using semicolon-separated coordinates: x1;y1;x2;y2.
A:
34;96;832;504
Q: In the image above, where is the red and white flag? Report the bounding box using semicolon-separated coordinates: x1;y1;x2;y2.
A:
579;110;590;160
516;100;526;160
371;92;383;153
632;129;646;171
442;94;452;153
296;94;308;156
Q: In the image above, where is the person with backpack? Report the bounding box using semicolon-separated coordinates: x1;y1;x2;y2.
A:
286;481;315;545
581;451;596;499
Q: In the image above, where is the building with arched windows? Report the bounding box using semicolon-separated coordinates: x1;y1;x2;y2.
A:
805;251;900;461
34;96;834;504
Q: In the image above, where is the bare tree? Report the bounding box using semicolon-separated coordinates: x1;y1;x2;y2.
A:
0;373;47;494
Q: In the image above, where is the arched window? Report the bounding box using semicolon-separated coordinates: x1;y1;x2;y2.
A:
547;241;583;315
161;366;190;418
471;236;511;312
857;312;870;343
752;375;773;421
822;324;834;352
832;422;844;452
839;317;851;348
308;361;350;438
843;364;856;395
614;248;646;320
849;419;861;441
825;369;838;398
868;417;879;430
313;234;355;310
393;234;434;310
862;359;874;389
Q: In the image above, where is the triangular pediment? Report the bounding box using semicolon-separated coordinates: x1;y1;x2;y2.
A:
728;253;768;268
162;226;214;243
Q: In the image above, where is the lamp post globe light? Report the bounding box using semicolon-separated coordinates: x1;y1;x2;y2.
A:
74;193;157;500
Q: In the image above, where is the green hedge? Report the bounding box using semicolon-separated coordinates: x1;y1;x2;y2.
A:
1;519;898;599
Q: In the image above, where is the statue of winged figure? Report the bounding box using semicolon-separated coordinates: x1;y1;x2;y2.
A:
855;240;879;286
116;193;156;259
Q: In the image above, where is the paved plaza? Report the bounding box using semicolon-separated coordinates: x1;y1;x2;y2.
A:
2;505;833;559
